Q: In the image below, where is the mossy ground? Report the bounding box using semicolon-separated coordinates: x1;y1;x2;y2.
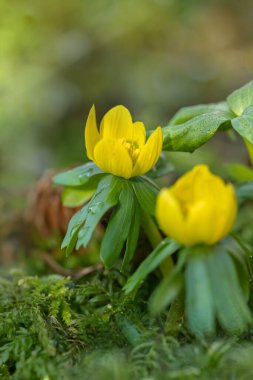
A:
1;268;253;380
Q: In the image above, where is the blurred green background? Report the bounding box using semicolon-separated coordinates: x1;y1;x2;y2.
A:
1;0;253;191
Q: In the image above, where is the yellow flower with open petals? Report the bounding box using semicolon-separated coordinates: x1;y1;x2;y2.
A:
84;105;163;179
156;165;237;246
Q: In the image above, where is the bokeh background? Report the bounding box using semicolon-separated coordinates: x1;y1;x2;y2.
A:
1;0;253;222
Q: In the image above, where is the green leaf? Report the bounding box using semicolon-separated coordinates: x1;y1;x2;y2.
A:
61;204;89;255
206;249;251;333
227;80;253;116
62;188;95;207
185;255;215;336
170;102;229;125
224;237;252;300
224;163;253;183
231;106;253;144
231;234;253;260
149;271;183;315
149;247;188;315
230;255;250;301
121;200;141;271
100;184;135;268
62;177;100;207
53;162;103;186
131;177;159;216
235;182;253;201
76;175;122;249
62;175;121;255
224;237;250;268
124;238;180;294
162;111;232;152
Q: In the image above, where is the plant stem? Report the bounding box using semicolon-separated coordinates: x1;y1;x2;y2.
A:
244;139;253;166
164;291;185;335
140;212;183;331
141;210;162;248
140;211;174;276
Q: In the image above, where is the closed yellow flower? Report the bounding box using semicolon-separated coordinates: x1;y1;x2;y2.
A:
156;165;237;246
84;105;163;179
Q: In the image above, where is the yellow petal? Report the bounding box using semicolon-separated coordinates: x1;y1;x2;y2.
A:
191;166;227;202
184;200;217;246
93;138;133;179
170;164;210;204
84;105;100;160
156;189;185;243
132;127;163;177
210;184;237;243
100;105;134;140
132;121;146;147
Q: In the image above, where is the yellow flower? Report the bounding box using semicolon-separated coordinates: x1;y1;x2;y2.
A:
156;165;237;246
84;105;163;179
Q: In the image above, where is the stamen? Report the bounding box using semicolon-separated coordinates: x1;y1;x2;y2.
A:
121;139;140;164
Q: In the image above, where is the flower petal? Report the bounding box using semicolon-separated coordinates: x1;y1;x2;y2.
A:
185;200;217;246
132;121;146;147
93;138;133;179
132;127;163;177
156;189;185;243
84;105;100;160
210;184;237;243
100;105;134;140
170;164;209;204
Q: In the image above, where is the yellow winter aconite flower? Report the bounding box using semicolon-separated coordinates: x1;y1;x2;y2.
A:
84;105;163;179
156;165;237;246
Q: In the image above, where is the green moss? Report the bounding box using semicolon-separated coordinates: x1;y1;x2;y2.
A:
0;269;253;379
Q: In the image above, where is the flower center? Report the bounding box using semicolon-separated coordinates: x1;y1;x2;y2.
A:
121;139;140;164
176;199;191;217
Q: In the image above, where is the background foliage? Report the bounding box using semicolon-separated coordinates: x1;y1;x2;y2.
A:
1;0;253;189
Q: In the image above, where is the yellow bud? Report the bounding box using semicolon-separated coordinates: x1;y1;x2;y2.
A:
156;165;237;246
84;105;162;179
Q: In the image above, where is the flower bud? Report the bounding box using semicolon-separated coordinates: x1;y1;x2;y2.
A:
156;165;237;246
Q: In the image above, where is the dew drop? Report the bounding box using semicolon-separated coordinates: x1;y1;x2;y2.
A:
78;169;93;182
92;189;104;201
88;201;104;214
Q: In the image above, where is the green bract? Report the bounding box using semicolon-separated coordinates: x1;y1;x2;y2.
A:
53;164;160;269
125;237;252;337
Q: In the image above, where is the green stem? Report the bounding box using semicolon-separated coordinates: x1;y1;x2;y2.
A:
244;139;253;166
164;291;185;335
141;210;162;248
140;211;174;276
140;211;183;332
